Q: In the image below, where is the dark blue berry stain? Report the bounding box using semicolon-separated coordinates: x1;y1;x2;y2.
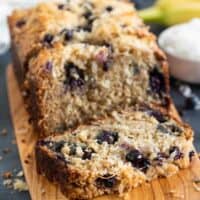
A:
103;59;113;71
189;151;195;162
149;68;166;96
64;62;85;91
126;149;150;172
43;33;54;46
53;140;66;153
146;109;167;123
83;10;92;19
44;61;53;72
63;29;73;41
82;147;94;160
96;130;119;144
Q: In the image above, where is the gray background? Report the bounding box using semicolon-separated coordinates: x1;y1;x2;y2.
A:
0;1;200;199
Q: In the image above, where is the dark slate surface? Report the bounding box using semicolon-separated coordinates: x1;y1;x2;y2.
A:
0;52;31;199
0;1;200;199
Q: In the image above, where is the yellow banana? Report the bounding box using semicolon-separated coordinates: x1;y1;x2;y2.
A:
139;0;200;26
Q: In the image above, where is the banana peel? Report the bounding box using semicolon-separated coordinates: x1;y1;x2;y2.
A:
139;0;200;26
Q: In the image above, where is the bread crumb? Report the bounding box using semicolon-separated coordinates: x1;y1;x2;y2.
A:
12;139;16;145
2;148;11;154
13;179;28;191
0;128;7;136
16;170;24;177
2;171;13;179
3;179;12;188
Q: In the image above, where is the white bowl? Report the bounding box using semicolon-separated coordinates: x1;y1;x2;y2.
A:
158;30;200;84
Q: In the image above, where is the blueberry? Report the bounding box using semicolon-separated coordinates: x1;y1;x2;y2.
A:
44;61;53;72
16;19;26;28
105;6;113;12
43;34;54;46
79;17;95;32
82;147;94;160
169;146;183;160
189;151;195;162
126;149;150;172
103;59;113;71
96;174;117;188
60;29;73;41
53;140;66;153
149;68;166;96
167;124;182;134
146;109;167;123
64;62;85;90
96;130;119;144
83;10;92;19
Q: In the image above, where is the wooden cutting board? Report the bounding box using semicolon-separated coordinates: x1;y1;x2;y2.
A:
7;64;200;200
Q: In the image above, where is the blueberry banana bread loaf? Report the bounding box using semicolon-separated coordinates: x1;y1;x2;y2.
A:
36;108;195;199
9;0;170;136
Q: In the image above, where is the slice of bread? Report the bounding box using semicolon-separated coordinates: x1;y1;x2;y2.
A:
36;108;195;199
8;0;170;136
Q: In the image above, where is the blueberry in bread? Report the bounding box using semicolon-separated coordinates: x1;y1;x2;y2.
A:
36;108;195;199
25;40;169;136
9;0;171;136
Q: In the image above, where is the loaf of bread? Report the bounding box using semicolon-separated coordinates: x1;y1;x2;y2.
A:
9;1;197;199
36;107;195;199
9;0;170;136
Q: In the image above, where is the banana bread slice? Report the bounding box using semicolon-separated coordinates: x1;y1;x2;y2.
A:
36;108;195;199
26;41;169;136
9;0;170;136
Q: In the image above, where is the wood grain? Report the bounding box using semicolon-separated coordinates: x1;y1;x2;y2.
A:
7;65;200;200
